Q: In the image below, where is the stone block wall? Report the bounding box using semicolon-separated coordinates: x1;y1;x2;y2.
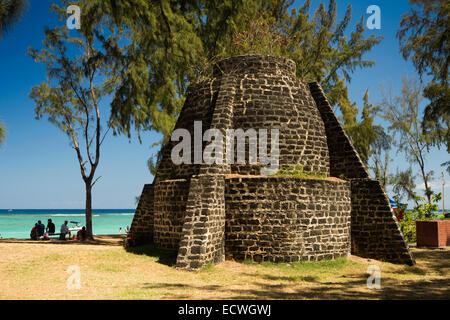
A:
194;74;236;176
225;176;351;262
213;55;296;77
351;178;415;265
129;55;415;270
309;81;415;265
153;179;190;250
129;184;154;244
308;82;369;179
156;79;219;180
176;175;226;270
217;55;330;176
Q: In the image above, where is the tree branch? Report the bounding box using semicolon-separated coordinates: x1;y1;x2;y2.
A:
65;114;87;181
92;175;102;188
100;125;111;146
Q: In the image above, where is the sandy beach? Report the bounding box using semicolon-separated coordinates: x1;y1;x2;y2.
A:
0;234;126;246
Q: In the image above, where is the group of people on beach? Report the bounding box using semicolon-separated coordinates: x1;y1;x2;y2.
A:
119;226;130;234
30;219;86;241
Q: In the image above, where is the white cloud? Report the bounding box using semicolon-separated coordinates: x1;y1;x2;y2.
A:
416;179;449;192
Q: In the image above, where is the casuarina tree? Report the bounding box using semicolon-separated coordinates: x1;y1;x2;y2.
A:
92;0;382;174
398;0;449;172
28;1;121;239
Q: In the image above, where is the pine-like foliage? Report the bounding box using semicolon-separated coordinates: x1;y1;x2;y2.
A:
33;1;381;175
369;126;393;189
87;0;381;174
0;0;28;146
343;89;383;165
380;76;435;204
398;0;449;155
0;117;5;146
89;0;381;136
0;0;27;39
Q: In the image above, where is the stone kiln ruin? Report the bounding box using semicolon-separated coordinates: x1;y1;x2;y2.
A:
129;55;415;270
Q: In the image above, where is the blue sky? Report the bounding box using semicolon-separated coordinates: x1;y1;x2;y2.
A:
0;0;448;209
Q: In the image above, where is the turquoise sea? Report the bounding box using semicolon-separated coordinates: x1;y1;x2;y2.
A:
0;209;135;239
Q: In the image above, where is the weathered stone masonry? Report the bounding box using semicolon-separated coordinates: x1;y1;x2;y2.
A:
129;184;154;244
350;179;415;264
308;82;414;265
129;54;415;270
176;174;226;270
153;179;190;250
225;176;351;263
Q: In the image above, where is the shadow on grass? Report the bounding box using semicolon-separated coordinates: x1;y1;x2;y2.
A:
407;248;450;276
135;250;450;299
0;235;125;246
125;243;177;267
261;274;319;282
139;273;450;300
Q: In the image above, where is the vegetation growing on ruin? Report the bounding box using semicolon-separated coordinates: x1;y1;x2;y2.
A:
271;165;327;179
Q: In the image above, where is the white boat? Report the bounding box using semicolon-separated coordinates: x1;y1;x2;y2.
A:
68;221;82;232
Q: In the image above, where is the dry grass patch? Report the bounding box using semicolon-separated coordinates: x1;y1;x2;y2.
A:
0;238;448;300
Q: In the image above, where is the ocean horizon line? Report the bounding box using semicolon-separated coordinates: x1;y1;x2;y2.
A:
0;208;135;210
0;209;136;216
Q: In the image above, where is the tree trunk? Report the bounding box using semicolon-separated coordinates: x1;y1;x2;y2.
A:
85;182;94;240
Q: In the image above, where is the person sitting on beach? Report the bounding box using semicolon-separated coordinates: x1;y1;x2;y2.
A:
30;223;38;240
119;227;122;234
76;226;86;241
37;220;45;237
46;219;55;234
125;226;130;234
59;221;70;240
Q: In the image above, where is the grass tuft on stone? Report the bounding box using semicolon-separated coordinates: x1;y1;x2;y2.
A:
271;165;326;179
